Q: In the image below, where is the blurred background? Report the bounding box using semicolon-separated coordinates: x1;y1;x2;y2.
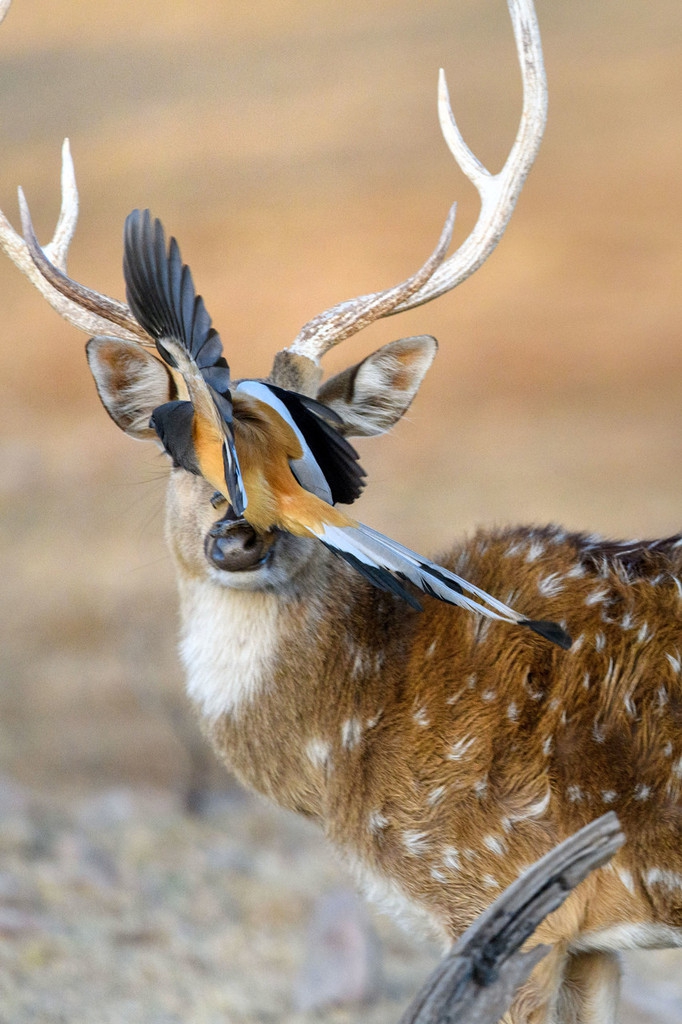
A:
0;0;681;1021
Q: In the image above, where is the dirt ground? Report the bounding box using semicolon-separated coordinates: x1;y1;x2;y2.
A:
1;0;682;1020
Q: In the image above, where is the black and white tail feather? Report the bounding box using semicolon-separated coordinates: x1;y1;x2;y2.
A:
318;523;572;648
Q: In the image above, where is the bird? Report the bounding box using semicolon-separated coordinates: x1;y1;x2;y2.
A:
123;208;571;650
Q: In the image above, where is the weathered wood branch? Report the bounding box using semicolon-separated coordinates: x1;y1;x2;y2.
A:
398;812;625;1024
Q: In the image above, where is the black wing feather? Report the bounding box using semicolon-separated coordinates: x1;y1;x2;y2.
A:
266;383;366;506
124;211;225;376
123;209;248;515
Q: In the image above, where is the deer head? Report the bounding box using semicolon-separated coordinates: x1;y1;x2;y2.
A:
0;0;547;598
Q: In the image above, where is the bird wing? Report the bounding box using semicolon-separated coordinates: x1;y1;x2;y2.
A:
122;209;247;515
317;521;572;649
236;380;365;506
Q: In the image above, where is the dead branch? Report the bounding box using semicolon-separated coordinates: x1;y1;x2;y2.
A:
398;812;624;1024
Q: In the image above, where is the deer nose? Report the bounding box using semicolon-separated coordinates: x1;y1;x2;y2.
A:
205;513;275;572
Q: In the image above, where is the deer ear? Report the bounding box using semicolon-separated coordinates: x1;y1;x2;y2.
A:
86;336;176;440
317;335;437;437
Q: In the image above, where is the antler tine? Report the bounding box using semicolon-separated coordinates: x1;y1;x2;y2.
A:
392;0;547;313
286;0;547;365
42;137;78;271
288;204;456;361
0;139;149;345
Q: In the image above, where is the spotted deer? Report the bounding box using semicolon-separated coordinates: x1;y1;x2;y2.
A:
2;0;682;1021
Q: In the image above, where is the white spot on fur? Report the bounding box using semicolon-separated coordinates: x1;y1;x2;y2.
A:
431;866;448;883
180;581;280;720
595;631;606;652
442;846;460;872
368;810;389;834
567;785;583;803
351;649;369;679
403;830;429;856
481;689;496;703
507;702;519;722
637;621;652;644
615;866;635;895
426;639;437;658
528;789;551;818
634;784;651;801
586;588;609;607
623;685;637;720
565;563;586;579
341;717;363;750
483;835;506;857
662;741;673;758
474;777;488;798
620;612;635;630
507;788;551;823
526;540;545;562
413;706;430;727
570;633;585;652
448;736;476;761
601;790;617;804
666;650;682;675
645;868;682;891
542;736;553;757
366;709;383;729
537;572;564;597
427;786;446;807
306;738;332;770
483;874;501;890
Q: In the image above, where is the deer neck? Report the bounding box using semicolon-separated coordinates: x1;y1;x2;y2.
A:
175;558;413;818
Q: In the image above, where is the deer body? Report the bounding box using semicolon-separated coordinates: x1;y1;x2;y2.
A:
171;477;682;1018
3;0;682;1019
175;493;682;936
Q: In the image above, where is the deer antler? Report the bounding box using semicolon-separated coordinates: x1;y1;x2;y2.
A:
0;0;546;366
0;139;147;344
286;0;547;364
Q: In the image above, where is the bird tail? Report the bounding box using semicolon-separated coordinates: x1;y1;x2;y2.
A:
317;522;572;650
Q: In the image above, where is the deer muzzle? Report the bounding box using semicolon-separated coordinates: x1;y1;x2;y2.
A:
205;511;277;573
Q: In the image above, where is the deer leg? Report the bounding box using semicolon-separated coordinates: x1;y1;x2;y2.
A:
557;950;621;1024
501;945;568;1024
